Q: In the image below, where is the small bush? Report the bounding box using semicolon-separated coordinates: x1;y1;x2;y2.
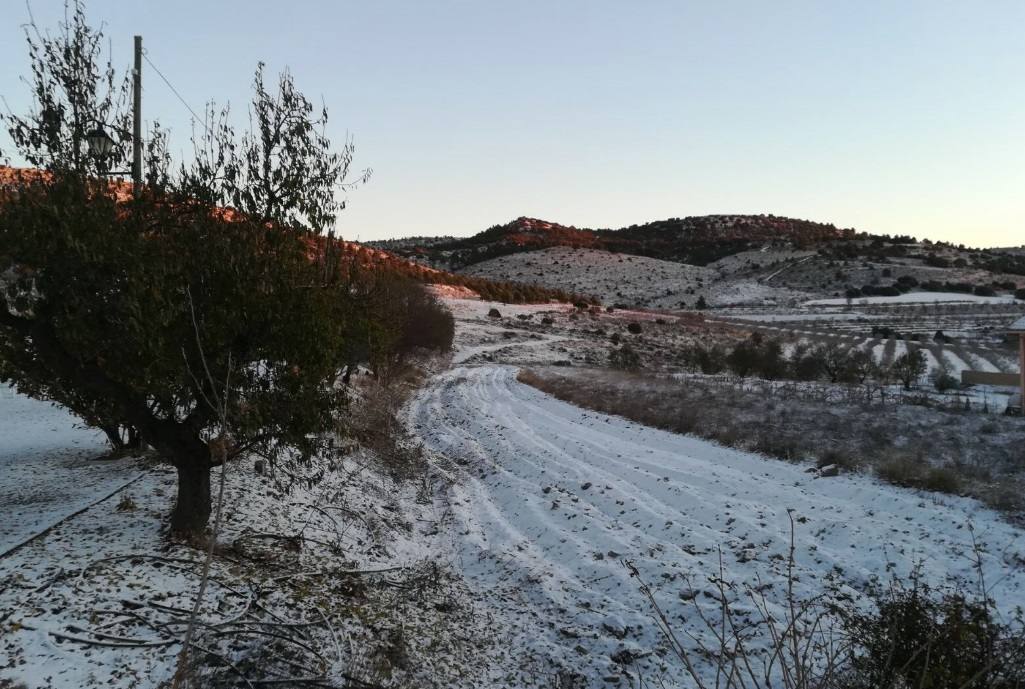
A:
681;342;727;374
846;587;1025;689
626;322;642;334
932;369;959;392
973;284;996;297
609;345;641;370
487;307;501;318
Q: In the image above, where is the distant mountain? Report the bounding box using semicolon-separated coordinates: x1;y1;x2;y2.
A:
372;214;1025;308
379;215;860;270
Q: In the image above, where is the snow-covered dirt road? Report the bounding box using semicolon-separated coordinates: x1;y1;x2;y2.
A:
0;385;141;554
408;365;1025;685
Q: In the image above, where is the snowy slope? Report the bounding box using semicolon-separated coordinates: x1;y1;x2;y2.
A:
408;365;1025;685
459;246;714;308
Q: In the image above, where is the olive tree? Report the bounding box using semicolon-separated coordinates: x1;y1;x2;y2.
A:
0;2;376;533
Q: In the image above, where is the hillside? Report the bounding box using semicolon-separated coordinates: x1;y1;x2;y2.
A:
379;215;855;270
459;247;714;309
458;246;816;308
329;239;591;304
378;214;1025;307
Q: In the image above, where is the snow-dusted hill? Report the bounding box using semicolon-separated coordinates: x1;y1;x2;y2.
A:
458;246;814;308
458;247;712;309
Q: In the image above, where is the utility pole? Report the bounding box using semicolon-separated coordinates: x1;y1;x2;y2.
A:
132;35;142;197
1019;332;1024;415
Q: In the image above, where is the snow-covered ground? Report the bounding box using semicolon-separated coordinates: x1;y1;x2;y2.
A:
0;385;143;556
0;377;526;688
408;365;1025;685
806;292;1023;306
3;292;1024;687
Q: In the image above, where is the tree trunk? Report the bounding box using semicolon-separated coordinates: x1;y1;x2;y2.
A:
171;459;212;534
100;424;124;451
125;425;142;449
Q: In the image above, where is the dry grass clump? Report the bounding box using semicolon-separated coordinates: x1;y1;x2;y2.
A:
346;362;433;478
875;452;963;495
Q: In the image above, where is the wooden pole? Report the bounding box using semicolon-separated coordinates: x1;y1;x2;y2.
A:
132;35;142;198
1020;333;1024;415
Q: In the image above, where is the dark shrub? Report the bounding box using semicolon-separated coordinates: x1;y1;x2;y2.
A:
891;350;927;389
682;343;726;374
627;322;642;334
790;343;826;380
726;336;761;377
487;307;501;318
897;274;919;287
932;369;958;392
973;284;996;297
846;587;1025;689
609;344;641;370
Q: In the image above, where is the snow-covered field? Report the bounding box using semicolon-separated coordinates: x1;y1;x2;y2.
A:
806;292;1023;306
408;364;1025;684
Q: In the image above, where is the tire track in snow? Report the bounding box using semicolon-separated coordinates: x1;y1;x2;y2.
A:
408;366;1025;684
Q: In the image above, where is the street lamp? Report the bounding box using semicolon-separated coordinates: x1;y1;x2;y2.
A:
85;125;116;159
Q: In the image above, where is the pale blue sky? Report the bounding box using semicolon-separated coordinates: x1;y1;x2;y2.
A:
2;1;1023;246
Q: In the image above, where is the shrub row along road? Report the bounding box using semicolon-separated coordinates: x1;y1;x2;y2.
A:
407;365;1025;685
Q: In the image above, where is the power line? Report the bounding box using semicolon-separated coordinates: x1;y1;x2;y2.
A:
141;49;207;131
